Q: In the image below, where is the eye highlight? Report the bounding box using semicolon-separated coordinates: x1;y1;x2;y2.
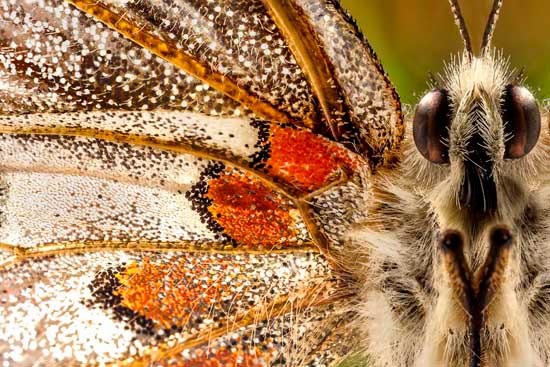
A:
413;88;452;164
501;84;541;159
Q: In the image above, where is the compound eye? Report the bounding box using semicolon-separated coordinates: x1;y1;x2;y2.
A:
501;85;541;159
413;88;452;164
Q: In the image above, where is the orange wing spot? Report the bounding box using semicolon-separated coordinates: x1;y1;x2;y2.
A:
164;344;274;367
206;172;296;247
266;125;361;192
114;258;245;329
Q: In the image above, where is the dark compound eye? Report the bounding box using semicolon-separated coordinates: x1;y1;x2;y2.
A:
413;88;452;164
501;85;541;159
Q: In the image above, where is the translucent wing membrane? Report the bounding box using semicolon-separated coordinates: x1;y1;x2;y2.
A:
0;112;362;195
0;251;348;365
0;247;13;267
62;0;402;164
0;0;245;116
108;0;319;124
0;0;400;365
1;0;403;160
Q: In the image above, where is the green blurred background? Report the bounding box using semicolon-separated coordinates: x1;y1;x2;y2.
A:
335;1;550;365
339;0;550;105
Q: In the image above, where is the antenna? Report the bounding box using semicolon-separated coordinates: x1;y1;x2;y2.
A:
448;0;473;56
481;0;504;53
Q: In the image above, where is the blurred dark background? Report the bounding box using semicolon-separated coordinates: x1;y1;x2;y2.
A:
340;0;550;105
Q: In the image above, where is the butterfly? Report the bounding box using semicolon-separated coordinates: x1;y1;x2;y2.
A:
0;0;544;366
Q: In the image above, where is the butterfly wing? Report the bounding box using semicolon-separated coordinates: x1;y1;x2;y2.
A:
0;0;402;365
0;121;357;365
55;0;403;165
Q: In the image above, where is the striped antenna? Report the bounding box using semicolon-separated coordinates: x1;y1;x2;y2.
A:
448;0;473;56
481;0;504;53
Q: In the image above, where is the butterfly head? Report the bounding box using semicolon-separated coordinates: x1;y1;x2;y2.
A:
355;1;550;366
398;53;545;366
412;53;541;215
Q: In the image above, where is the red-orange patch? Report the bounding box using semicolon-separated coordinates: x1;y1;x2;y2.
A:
265;125;361;192
114;257;246;329
206;172;296;247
